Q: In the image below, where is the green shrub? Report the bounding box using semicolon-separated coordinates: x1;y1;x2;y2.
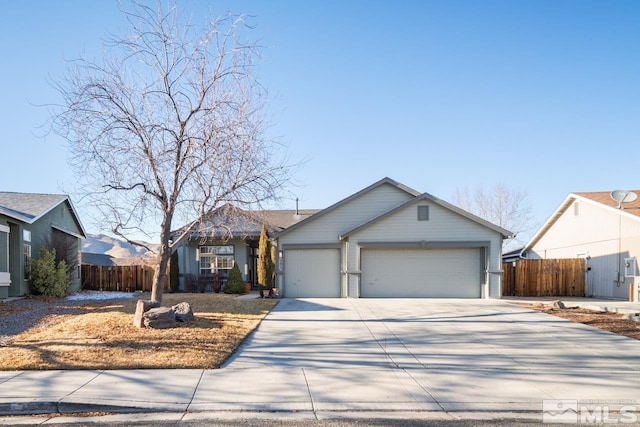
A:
224;262;245;294
29;247;68;297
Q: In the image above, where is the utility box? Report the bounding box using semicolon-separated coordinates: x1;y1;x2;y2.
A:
624;257;637;278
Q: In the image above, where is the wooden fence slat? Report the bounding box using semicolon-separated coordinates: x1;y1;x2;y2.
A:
502;258;585;297
81;264;169;293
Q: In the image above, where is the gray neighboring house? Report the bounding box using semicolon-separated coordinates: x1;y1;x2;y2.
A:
0;192;86;299
172;204;319;290
276;177;513;299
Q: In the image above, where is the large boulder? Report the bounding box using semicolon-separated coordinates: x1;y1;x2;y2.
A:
143;306;176;329
172;302;195;322
133;299;160;328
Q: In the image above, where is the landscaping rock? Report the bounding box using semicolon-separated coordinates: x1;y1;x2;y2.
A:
548;300;566;309
133;299;160;328
143;306;176;329
172;302;195;322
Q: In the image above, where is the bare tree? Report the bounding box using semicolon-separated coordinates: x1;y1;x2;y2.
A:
452;184;535;250
49;1;291;303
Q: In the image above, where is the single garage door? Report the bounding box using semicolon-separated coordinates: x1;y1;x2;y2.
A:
361;248;481;298
284;248;341;298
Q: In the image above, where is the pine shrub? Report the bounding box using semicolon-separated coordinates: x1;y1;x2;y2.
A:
224;262;245;294
29;247;69;297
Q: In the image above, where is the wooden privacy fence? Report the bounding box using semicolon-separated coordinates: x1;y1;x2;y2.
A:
81;265;169;293
502;258;586;297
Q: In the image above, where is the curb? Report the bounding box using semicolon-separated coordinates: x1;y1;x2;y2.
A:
0;401;163;416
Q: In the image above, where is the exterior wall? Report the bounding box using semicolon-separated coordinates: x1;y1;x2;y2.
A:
177;238;251;291
279;183;414;245
32;202;84;291
8;221;26;296
529;200;640;299
345;202;503;298
0;222;9;299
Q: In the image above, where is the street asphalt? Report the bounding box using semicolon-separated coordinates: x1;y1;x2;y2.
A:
1;297;640;425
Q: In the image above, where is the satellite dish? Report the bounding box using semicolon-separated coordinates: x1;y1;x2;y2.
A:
611;190;638;209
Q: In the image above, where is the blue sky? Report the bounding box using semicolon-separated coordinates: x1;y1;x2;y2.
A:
1;0;639;243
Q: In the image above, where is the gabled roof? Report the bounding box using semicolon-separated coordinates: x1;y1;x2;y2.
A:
340;192;513;239
574;190;640;218
277;177;421;238
172;203;321;240
0;192;87;237
523;190;640;251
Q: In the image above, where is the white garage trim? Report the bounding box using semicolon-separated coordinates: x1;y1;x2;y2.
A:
282;245;341;298
359;240;491;249
359;244;487;298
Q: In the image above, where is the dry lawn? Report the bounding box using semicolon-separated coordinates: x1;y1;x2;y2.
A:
0;293;278;370
518;303;640;340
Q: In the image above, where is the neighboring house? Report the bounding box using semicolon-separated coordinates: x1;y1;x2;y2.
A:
520;190;640;300
0;192;86;299
172;204;319;290
502;247;524;264
276;177;513;298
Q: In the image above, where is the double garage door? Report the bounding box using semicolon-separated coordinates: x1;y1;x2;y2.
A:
361;248;482;298
283;247;482;298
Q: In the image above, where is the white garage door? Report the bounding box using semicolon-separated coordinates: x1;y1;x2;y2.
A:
361;248;481;298
284;249;341;298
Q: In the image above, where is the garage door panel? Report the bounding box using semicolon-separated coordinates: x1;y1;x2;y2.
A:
361;248;481;298
284;249;340;298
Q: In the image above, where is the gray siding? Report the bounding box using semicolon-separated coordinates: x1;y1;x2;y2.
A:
346;202;503;298
278;183;414;245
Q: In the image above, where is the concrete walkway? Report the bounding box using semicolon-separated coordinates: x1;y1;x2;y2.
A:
1;298;640;424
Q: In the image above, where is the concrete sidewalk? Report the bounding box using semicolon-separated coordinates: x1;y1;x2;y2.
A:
1;298;640;423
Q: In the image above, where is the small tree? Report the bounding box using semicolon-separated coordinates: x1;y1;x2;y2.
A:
257;224;271;296
224;262;245;294
268;242;276;290
29;247;68;297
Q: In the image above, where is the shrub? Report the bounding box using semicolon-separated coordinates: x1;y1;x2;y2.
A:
29;247;68;297
223;262;245;294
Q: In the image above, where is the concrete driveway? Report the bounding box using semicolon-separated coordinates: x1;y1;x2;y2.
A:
223;298;640;414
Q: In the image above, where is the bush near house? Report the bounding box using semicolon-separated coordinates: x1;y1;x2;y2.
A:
224;262;245;294
29;247;68;297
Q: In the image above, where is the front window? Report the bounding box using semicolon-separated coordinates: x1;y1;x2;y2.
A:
199;245;234;275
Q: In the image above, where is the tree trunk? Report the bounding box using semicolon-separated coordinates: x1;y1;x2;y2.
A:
151;245;170;304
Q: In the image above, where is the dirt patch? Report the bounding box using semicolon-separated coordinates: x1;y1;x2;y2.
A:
0;293;278;370
517;302;640;340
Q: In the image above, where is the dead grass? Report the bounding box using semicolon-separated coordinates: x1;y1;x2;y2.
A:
0;293;278;370
518;303;640;340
